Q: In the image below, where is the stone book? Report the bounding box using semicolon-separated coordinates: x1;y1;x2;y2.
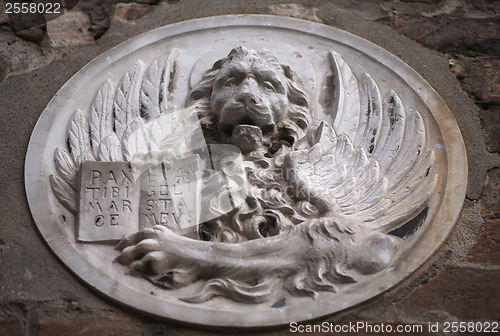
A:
76;155;201;242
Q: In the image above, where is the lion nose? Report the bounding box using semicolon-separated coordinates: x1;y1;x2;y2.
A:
237;77;259;105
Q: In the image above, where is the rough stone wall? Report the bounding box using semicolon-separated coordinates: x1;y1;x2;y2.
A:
0;0;498;335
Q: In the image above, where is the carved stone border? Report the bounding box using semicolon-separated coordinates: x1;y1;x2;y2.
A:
25;15;467;327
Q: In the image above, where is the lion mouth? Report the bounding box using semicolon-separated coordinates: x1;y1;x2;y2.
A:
230;124;263;152
217;122;276;152
220;100;275;129
219;121;275;137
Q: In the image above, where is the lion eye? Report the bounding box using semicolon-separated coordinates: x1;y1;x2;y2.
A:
262;81;277;92
224;77;238;87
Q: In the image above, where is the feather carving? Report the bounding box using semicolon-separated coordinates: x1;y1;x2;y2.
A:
122;118;150;160
50;175;77;215
68;109;94;167
140;49;178;120
98;133;123;162
285;52;437;234
354;74;382;153
329;51;361;137
90;80;115;160
114;61;144;140
54;147;77;189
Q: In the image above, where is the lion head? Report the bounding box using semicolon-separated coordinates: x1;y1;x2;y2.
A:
187;46;312;154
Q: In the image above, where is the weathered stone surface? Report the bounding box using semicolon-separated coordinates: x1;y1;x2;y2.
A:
115;2;154;23
47;9;94;50
13;25;46;45
479;167;500;218
381;0;500;20
380;16;500;57
0;0;172;83
269;3;322;23
449;56;500;104
38;316;142;336
395;266;500;320
0;7;95;84
448;55;500;154
0;320;22;336
0;303;40;336
468;219;500;264
76;0;117;39
479;106;500;154
0;299;146;336
0;35;55;83
8;10;47;41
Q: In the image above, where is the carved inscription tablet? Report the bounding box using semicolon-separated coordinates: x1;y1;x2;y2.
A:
139;154;202;234
139;166;177;230
25;15;467;327
78;161;139;242
163;155;203;230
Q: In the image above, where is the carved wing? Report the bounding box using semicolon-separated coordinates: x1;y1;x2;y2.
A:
51;49;180;213
285;52;438;233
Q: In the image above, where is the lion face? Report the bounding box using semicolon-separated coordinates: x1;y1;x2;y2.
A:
209;48;289;150
187;46;311;153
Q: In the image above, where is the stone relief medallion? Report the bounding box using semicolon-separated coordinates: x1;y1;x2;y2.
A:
25;15;467;327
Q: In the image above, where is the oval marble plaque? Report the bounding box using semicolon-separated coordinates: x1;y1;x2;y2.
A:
25;15;467;327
